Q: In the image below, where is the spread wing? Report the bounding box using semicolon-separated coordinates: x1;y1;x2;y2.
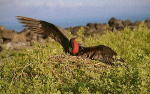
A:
78;45;124;65
16;16;70;52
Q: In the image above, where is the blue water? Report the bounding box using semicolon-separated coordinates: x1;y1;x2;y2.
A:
0;16;150;32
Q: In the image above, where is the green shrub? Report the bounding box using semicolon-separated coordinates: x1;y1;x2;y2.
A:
0;24;150;93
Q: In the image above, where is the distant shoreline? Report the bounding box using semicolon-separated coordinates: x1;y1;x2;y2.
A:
1;17;150;32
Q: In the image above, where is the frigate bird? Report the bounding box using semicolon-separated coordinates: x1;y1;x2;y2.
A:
17;16;124;65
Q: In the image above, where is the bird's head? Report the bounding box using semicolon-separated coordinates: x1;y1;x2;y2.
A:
69;38;79;55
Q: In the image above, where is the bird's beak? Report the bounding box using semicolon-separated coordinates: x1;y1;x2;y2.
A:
69;47;72;52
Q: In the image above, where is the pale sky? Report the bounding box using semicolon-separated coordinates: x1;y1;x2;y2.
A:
0;0;150;31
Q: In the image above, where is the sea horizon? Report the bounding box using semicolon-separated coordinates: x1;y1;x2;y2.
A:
1;15;150;32
1;0;150;32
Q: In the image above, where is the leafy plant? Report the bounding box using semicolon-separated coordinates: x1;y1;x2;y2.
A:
0;25;150;93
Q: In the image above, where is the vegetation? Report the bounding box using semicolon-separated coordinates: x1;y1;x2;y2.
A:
0;24;150;94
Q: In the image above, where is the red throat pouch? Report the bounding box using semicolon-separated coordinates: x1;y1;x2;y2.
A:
72;40;79;54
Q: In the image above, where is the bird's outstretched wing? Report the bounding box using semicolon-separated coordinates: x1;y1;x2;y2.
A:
78;45;124;65
16;16;70;52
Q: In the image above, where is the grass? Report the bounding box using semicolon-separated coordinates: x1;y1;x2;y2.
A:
0;24;150;94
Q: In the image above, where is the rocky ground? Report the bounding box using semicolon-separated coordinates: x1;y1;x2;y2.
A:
0;17;150;52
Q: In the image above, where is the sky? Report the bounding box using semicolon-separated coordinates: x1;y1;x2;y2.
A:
0;0;150;31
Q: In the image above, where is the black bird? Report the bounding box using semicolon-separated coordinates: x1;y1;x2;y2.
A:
17;16;124;65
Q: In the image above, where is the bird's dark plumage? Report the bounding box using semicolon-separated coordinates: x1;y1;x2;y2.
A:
78;45;118;65
17;16;124;65
16;16;70;53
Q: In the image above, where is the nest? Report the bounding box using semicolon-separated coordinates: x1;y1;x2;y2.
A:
48;54;112;83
